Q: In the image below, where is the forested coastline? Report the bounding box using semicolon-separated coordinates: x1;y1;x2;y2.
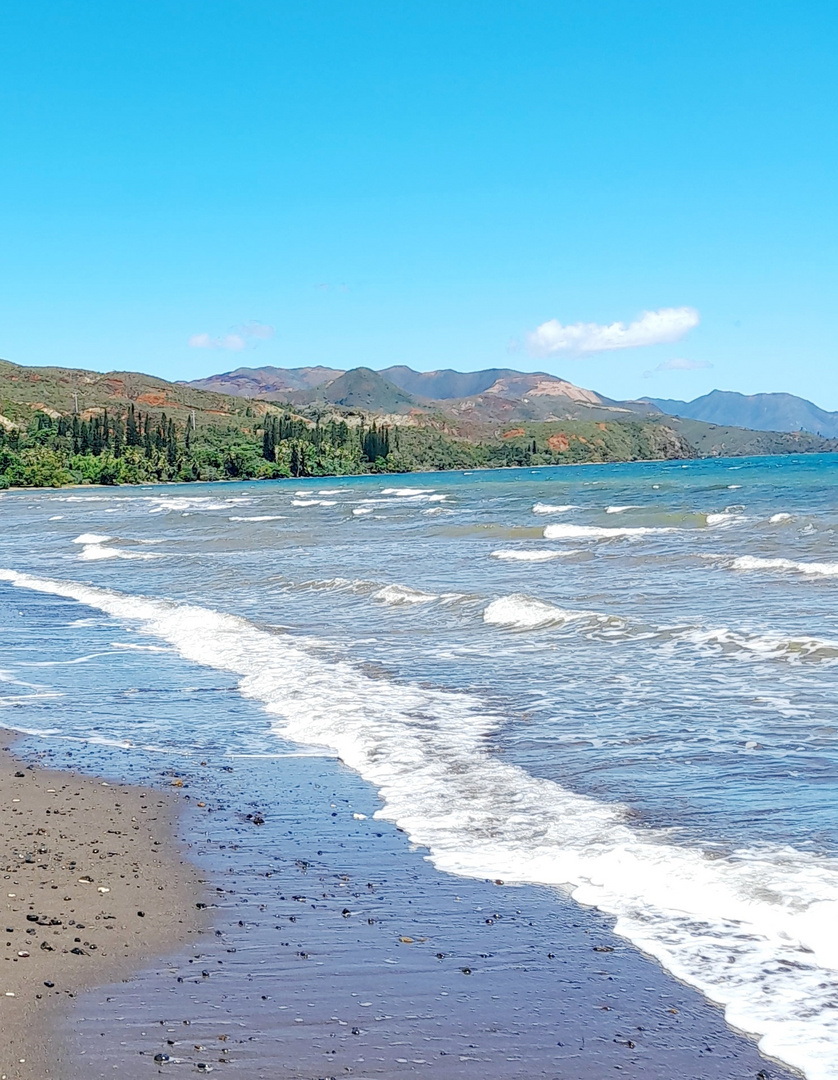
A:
0;405;694;489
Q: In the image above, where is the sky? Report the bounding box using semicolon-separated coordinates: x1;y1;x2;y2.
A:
1;1;837;406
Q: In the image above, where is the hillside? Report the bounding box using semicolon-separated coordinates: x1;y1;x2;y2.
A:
665;416;837;457
644;390;838;438
0;357;262;427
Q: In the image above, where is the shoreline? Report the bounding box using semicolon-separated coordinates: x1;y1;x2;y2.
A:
0;732;206;1080
4;733;799;1080
0;447;834;495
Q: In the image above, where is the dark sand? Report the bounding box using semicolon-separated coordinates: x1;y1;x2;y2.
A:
0;733;205;1080
7;739;796;1080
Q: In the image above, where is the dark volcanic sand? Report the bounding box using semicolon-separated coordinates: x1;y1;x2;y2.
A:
11;738;796;1080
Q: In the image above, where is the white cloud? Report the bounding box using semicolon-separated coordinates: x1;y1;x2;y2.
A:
527;307;699;356
188;321;275;351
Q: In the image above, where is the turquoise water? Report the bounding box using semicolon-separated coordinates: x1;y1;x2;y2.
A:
1;453;837;1078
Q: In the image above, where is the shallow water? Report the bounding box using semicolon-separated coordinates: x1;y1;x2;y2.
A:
1;454;837;1078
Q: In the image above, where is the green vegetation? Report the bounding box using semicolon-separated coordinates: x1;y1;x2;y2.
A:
0;406;695;489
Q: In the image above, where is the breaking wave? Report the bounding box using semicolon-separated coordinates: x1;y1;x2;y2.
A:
1;567;837;1080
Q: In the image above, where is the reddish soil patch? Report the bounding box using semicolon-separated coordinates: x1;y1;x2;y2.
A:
502;427;526;439
546;433;570;452
136;392;168;407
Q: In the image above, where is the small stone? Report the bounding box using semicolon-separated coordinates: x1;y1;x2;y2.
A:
153;1053;171;1063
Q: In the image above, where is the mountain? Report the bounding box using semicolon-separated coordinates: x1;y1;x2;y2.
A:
186;364;344;399
643;390;838;439
286;367;420;413
378;365;601;404
187;363;604;406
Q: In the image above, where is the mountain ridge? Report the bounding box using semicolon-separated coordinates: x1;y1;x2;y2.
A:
643;389;838;439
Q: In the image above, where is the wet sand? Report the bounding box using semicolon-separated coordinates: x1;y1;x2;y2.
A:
7;738;797;1080
0;733;205;1080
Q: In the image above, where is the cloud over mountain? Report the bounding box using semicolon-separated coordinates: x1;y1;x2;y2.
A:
188;321;275;351
527;307;699;356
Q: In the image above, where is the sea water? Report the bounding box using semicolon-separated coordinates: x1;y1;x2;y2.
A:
1;454;837;1079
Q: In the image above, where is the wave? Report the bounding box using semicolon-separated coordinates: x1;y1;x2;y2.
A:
605;505;641;514
731;555;838;579
229;515;286;522
373;584;439;606
532;502;577;514
769;513;793;523
352;507;374;516
296;577;459;608
380;487;436;496
291;499;337;507
484;595;590;629
73;533;113;545
77;543;158;562
706;511;747;528
669;625;838;662
490;549;563;562
148;497;250;513
482;593;837;663
1;566;837;1079
544;523;676;540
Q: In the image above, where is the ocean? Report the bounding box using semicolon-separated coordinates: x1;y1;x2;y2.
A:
1;453;836;1079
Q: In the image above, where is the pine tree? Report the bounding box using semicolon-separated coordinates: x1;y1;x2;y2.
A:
126;404;140;447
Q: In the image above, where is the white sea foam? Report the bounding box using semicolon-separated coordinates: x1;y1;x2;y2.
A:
373;584;439;606
484;595;587;629
706;511;747;527
78;544;157;562
605;505;641;514
291;499;337;507
769;513;793;523
380;487;435;496
544;523;675;540
731;556;838;579
352;507;374;516
482;592;836;663
73;533;113;545
147;497;251;514
491;550;563;562
2;567;838;1079
670;625;838;663
532;502;577;514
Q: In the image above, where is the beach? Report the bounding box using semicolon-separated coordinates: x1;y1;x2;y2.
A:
5;734;796;1080
0;732;204;1079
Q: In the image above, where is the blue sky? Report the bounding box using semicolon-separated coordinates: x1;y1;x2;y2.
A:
1;2;836;406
